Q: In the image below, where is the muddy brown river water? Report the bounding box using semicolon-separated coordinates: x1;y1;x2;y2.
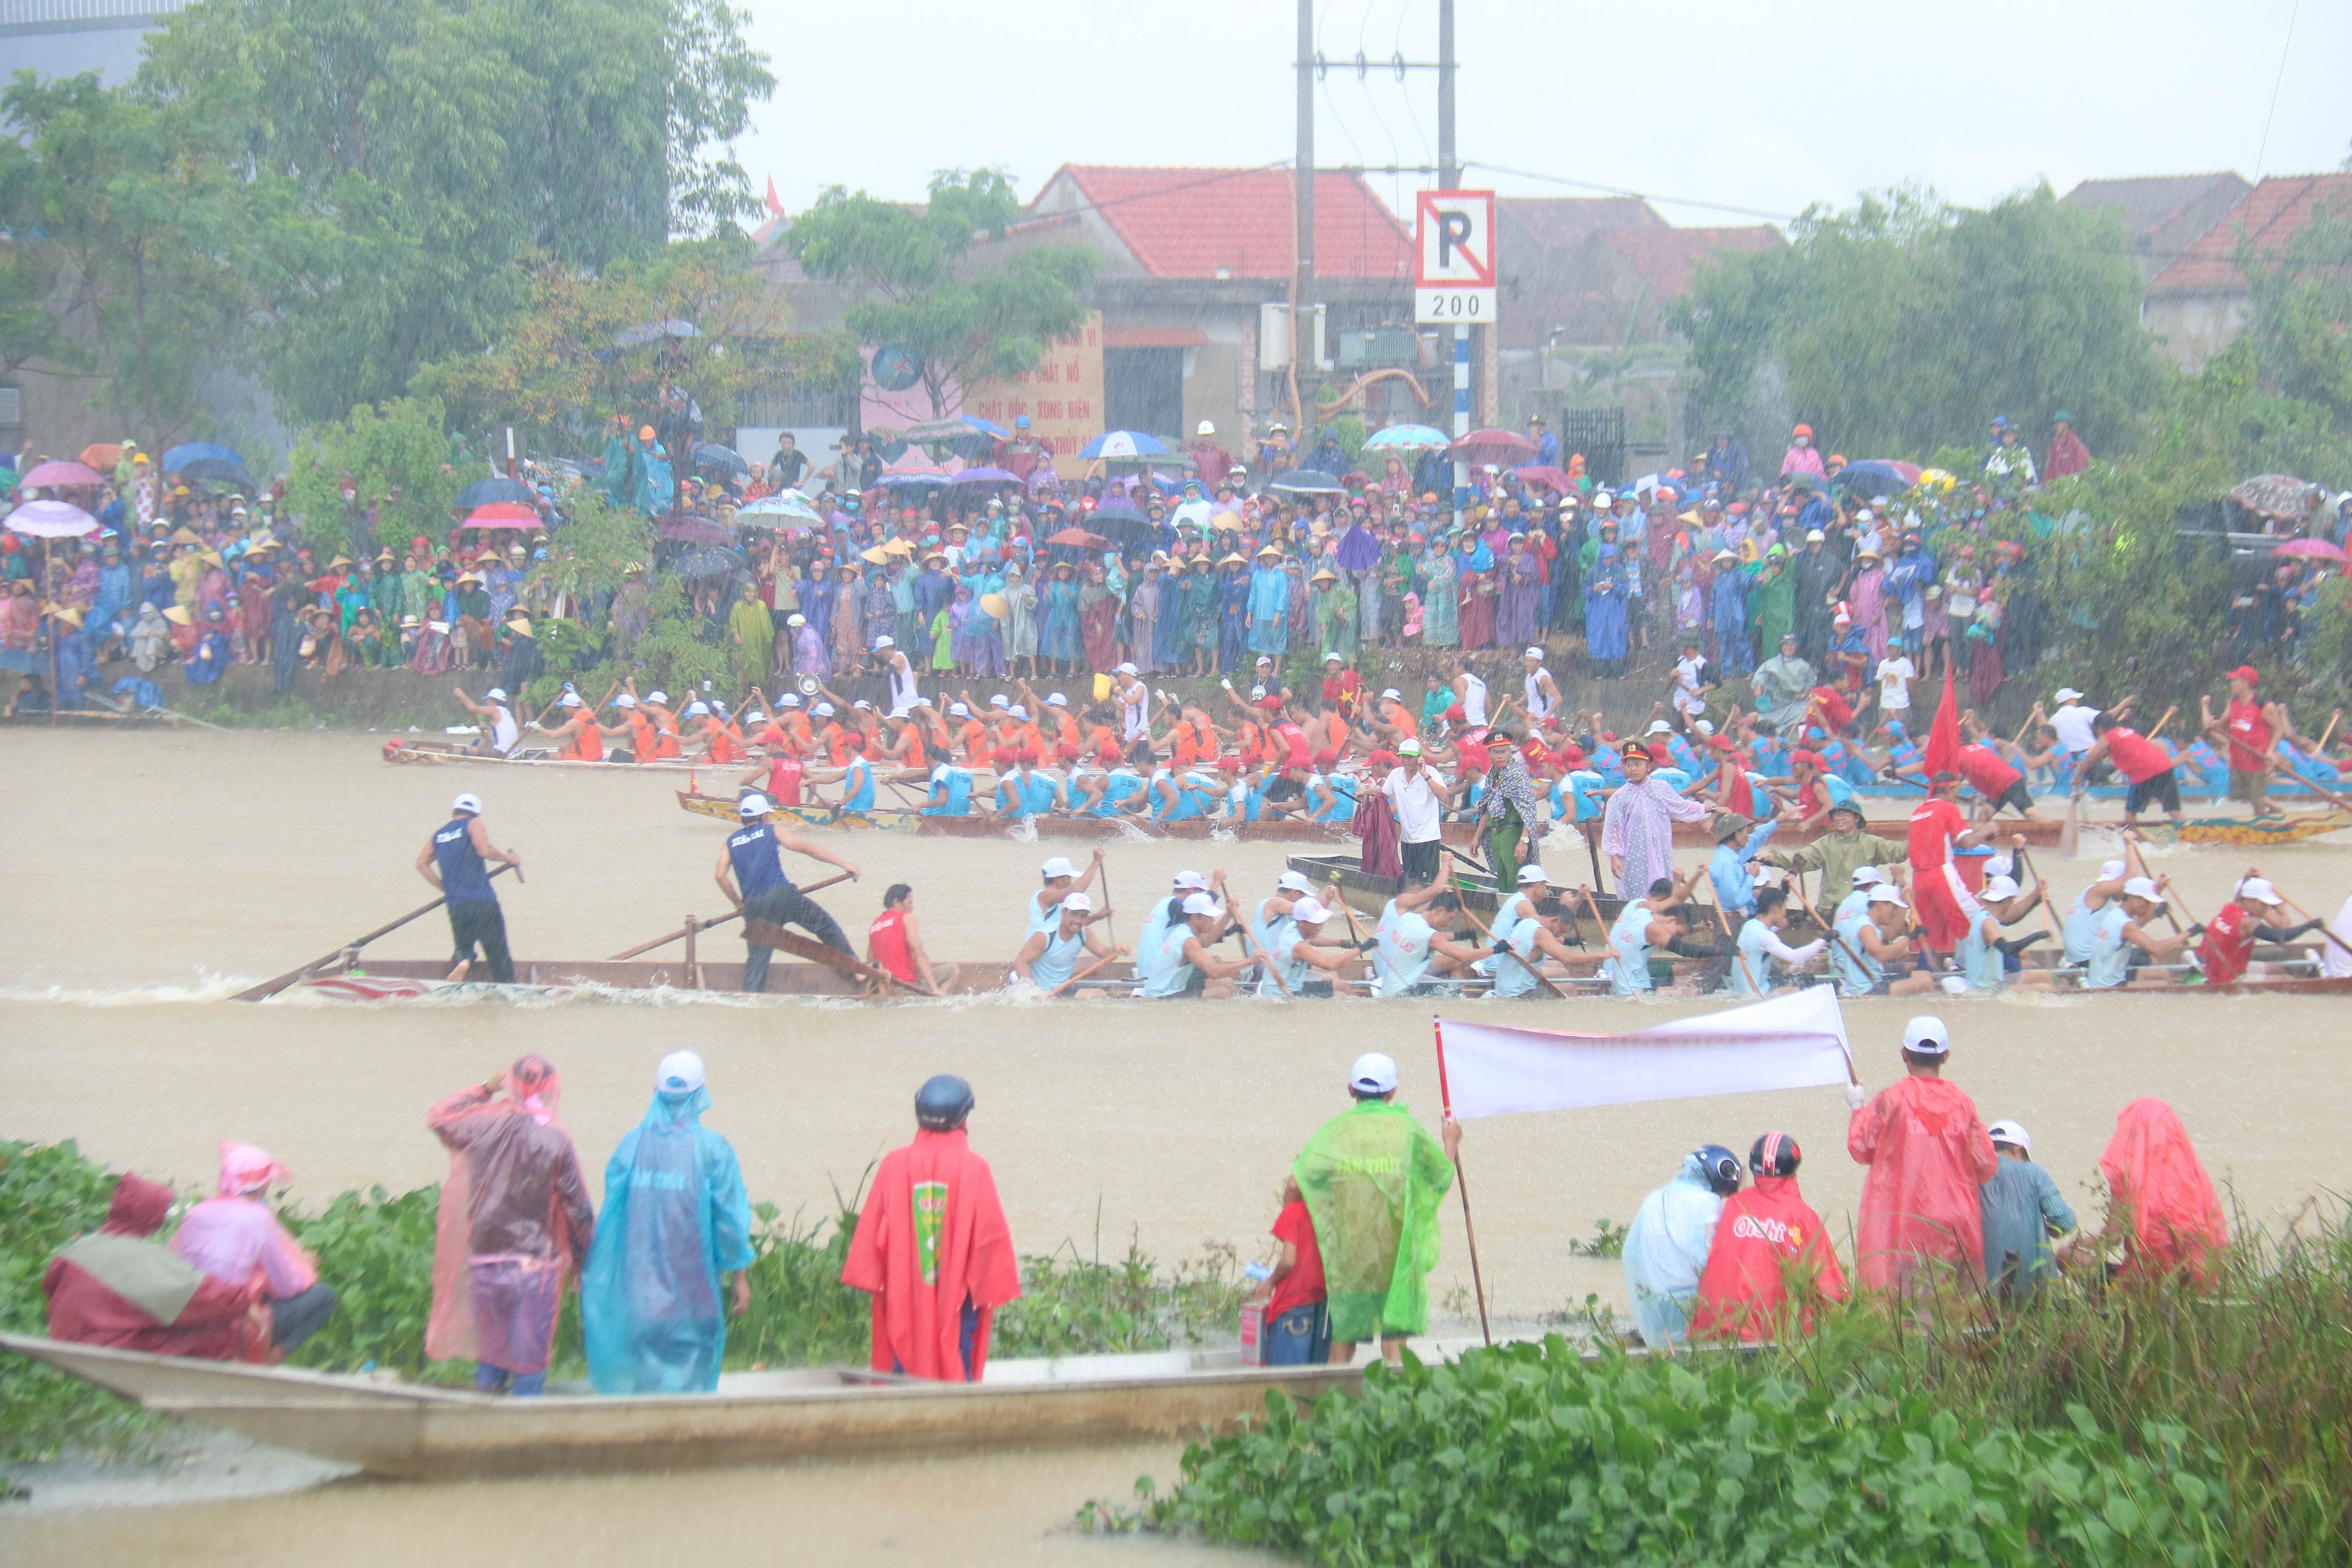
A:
4;730;2348;1564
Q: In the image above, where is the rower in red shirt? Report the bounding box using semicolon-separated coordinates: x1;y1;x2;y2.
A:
2192;876;2321;985
2072;713;2183;829
1952;729;2039;820
1907;773;1990;952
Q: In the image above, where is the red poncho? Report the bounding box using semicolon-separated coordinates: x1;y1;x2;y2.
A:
45;1174;265;1360
2099;1098;2228;1287
1847;1075;1998;1290
1690;1174;1847;1342
842;1128;1021;1381
1906;797;1970;946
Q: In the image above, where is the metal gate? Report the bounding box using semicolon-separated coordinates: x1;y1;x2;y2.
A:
1559;407;1625;488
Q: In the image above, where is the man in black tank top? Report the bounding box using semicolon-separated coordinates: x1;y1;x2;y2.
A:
416;791;523;982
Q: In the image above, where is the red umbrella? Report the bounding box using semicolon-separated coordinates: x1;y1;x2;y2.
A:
79;444;125;470
1046;526;1109;550
463;502;542;529
1449;428;1537;463
1510;464;1579;494
20;460;105;488
2273;537;2348;564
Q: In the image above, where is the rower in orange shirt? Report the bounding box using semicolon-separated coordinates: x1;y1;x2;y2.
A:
612;695;660;764
682;701;746;764
640;689;684;759
533;690;604;760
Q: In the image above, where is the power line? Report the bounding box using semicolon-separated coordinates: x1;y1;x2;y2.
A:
1463;160;1800;224
2252;0;2301;181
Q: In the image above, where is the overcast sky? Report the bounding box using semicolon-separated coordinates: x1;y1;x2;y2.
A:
735;0;2350;229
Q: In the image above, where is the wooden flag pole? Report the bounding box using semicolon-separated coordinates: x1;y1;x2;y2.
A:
1431;1018;1492;1348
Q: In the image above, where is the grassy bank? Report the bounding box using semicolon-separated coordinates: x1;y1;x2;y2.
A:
1096;1210;2352;1566
0;1141;1247;1463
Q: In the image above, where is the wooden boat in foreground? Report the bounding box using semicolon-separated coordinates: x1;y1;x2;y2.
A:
0;1332;1359;1480
2136;808;2352;848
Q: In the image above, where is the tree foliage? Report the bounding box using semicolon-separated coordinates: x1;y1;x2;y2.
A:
136;0;774;423
786;168;1096;418
283;396;466;557
1676;184;2164;461
2240;198;2352;432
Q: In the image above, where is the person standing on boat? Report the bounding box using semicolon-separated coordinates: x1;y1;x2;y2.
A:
416;792;522;984
715;793;858;993
171;1143;339;1359
582;1052;754;1394
2202;664;2291;821
842;1075;1022;1383
425;1055;595;1397
1292;1053;1459;1366
1845;1016;1998;1296
1600;742;1713;897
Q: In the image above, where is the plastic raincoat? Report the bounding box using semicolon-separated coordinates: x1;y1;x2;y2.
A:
581;1082;754;1394
425;1058;595;1375
1847;1075;1998;1291
1292;1099;1453;1342
840;1128;1021;1382
1621;1154;1724;1347
2098;1099;2227;1287
1690;1172;1846;1342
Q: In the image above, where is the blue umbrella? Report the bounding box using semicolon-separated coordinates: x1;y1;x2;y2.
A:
960;415;1011;439
1362;425;1450;451
1269;469;1346;495
162;441;245;472
455;476;534;511
949;466;1019;486
693;441;749;477
1078;430;1168;459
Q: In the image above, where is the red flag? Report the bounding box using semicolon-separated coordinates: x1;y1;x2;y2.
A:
1922;674;1960;776
764;176;784;218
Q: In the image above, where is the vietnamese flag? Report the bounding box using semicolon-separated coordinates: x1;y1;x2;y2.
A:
1922;673;1961;777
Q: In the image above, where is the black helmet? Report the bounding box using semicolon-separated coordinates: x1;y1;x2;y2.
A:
915;1074;975;1131
1695;1144;1744;1196
1749;1131;1801;1179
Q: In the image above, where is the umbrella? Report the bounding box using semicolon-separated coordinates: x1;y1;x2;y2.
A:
1447;428;1537;462
2232;474;2326;523
657;515;734;546
949;466;1019;487
1509;464;1580;494
878;468;949;488
1078;430;1169;459
1837;459;1922;492
20;460;104;488
1269;469;1346;495
456;476;535;511
5;499;98;537
899;419;974;445
960;415;1011;439
79;444;125;470
670;546;733;578
1046;526;1109;550
693;441;749;477
463;503;543;530
613;319;698;348
1362;424;1450;451
161;441;244;472
2274;538;2348;564
176;458;254;488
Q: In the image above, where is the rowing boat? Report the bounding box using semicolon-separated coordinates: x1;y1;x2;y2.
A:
0;1332;1361;1479
671;789;1460;844
2133;809;2352;848
274;957;1020;1000
384;737;706;770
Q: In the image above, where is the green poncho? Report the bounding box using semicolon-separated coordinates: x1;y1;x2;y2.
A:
1293;1099;1455;1341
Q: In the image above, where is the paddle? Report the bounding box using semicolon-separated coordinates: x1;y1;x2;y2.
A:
2200;723;2352;812
1047;945;1129;998
2012;845;2060;940
1791;881;1870;992
607;871;855;960
2122;832;2186;935
743;918;929;996
2318;709;2343;755
1454;899;1567;998
235;863;516;1002
2242;865;2352;964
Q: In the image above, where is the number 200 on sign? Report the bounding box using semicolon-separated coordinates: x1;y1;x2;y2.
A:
1416;287;1495;323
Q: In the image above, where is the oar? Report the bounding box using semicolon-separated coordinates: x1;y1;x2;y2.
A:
2317;709;2343;755
744;918;929;996
2146;704;2178;743
1047;946;1129;997
607;871;854;960
2243;866;2352;964
235;864;516;1001
1792;881;1871;990
1454;900;1567;998
2200;724;2352;812
2012;846;2060;939
1234;920;1296;1000
2122;832;2186;935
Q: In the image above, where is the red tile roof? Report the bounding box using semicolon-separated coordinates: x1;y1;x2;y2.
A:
1601;225;1783;298
2149;172;2352;295
1035;166;1413;282
1497;196;1666;250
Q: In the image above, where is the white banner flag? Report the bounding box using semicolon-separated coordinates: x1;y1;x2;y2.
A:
1436;987;1854;1121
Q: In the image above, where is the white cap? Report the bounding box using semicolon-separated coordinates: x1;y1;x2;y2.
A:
1172;869;1209;891
1694;719;1715;737
1983;874;2022;901
1381;687;1403;701
739;792;771;817
1292;897;1332;924
780;693;802;708
1181;892;1221;917
1595;490;1615;505
484;687;507;701
1045;692;1067;706
1855;508;1873;522
451;792;483;815
1325;651;1343;662
648;691;669;705
1868;884;1909;908
1256;655;1273;667
787;614;806;626
1524;646;1544;659
685;701;709;716
1517;864;1550;884
1061;891;1093;914
1851;866;1884;886
1040;855;1078;880
2123;876;2164;903
1902;1015;1949;1055
2098;858;2128;881
947;702;968;716
2236;876;2284;906
1987;1119;2031;1151
1197;419;1216;436
1116;661;1138;674
615;693;637;708
851;699;873;712
989;693;1011;708
1646;720;1673;735
1349;1051;1399;1095
1276;871;1314;894
874;635;894;648
2054;687;2084;703
1397;739;1423;757
559;692;582;708
812;702;835;716
656;1050;706;1094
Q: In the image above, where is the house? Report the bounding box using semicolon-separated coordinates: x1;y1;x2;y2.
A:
2063;173;2253;283
2141;172;2352;370
1494;196;1780;351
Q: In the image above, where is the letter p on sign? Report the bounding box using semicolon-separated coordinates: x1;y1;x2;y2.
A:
1416;190;1496;325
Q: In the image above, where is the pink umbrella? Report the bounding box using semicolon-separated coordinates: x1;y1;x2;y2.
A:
1448;428;1537;463
2273;537;2348;564
462;502;542;529
20;460;105;489
5;499;98;537
1509;464;1579;494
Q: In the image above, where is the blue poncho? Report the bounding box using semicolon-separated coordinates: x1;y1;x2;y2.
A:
581;1085;754;1394
1621;1154;1725;1348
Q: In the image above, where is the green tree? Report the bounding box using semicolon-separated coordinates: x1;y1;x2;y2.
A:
785;168;1096;419
1675;183;2163;461
283;396;466;557
2241;199;2352;432
138;0;774;424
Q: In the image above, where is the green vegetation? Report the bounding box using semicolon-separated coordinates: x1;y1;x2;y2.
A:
0;1141;159;1459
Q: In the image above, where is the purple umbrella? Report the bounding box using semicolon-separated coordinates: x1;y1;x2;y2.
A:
949;466;1019;486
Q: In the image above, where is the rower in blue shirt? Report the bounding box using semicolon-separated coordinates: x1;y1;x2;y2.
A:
712;792;860;993
415;791;523;983
918;763;975;816
1707;813;1779;920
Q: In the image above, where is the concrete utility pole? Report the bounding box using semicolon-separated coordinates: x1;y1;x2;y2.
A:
1439;0;1468;517
1292;0;1315;435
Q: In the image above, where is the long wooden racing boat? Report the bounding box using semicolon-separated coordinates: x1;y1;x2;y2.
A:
384;737;706;770
0;1332;1362;1480
671;789;1471;844
2134;808;2352;848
